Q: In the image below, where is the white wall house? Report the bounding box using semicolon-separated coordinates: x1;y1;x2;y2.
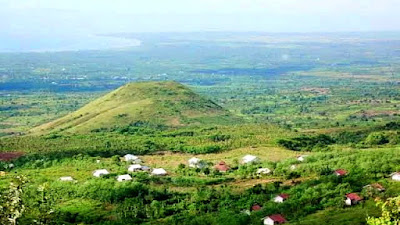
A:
263;214;287;225
273;194;289;203
257;168;271;175
297;155;308;162
391;172;400;181
124;154;141;163
117;174;132;182
60;176;74;181
242;155;260;164
188;157;207;169
93;169;110;177
345;193;362;206
128;164;143;172
152;168;167;176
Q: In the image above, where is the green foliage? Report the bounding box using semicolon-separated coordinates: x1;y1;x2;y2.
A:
367;196;400;225
277;134;335;151
0;176;27;225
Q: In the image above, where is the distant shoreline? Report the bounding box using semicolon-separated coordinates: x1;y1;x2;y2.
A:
0;35;142;53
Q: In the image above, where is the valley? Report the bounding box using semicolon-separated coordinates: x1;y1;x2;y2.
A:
0;32;400;224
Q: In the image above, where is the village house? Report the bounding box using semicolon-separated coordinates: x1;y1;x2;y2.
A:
242;155;260;164
257;168;271;175
345;193;362;206
123;154;141;163
59;176;74;181
93;169;110;177
334;169;348;176
297;155;308;162
128;164;144;172
251;204;262;211
117;174;132;182
263;214;287;225
151;168;167;176
364;183;385;192
273;194;289;203
215;161;230;172
391;172;400;181
188;157;207;169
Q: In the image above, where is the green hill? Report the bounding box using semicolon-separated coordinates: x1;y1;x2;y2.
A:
30;81;237;134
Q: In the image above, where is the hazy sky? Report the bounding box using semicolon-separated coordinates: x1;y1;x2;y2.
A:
1;0;400;36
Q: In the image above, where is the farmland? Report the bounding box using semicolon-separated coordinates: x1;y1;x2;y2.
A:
1;32;400;224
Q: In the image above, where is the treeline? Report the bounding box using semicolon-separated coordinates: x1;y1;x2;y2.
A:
0;124;293;155
277;121;400;151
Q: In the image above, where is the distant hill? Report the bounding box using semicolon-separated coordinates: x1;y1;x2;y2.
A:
30;81;238;134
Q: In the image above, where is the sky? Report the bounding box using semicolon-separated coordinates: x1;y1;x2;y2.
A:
1;0;400;37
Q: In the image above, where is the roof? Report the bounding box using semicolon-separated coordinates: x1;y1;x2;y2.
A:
215;161;229;172
124;154;139;160
129;164;142;169
94;169;109;174
188;157;201;164
346;193;362;201
391;172;400;176
335;169;347;176
371;183;385;190
152;168;167;175
266;214;286;223
117;174;132;179
251;204;262;211
257;168;271;174
242;155;258;162
278;193;290;199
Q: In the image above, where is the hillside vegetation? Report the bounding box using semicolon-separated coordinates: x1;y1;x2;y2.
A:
30;81;237;135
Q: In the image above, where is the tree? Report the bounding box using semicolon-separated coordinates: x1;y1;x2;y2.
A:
0;176;27;225
367;196;400;225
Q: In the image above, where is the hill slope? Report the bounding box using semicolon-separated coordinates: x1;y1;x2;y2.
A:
30;81;237;134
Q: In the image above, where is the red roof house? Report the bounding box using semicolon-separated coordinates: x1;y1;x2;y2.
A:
345;193;362;206
251;204;262;211
263;214;287;225
364;183;385;192
334;169;347;176
273;193;290;203
214;161;230;172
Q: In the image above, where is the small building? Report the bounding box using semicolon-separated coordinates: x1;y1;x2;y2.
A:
273;194;289;203
297;155;308;162
364;183;385;192
124;154;141;163
257;168;271;175
242;155;260;164
263;214;287;225
334;169;348;176
60;176;74;181
391;172;400;181
117;174;132;182
141;166;151;171
215;161;230;172
128;164;144;172
188;157;207;169
345;193;362;206
251;204;262;211
93;169;110;177
151;168;167;176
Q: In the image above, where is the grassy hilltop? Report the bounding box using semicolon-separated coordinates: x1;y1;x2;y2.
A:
30;81;237;135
